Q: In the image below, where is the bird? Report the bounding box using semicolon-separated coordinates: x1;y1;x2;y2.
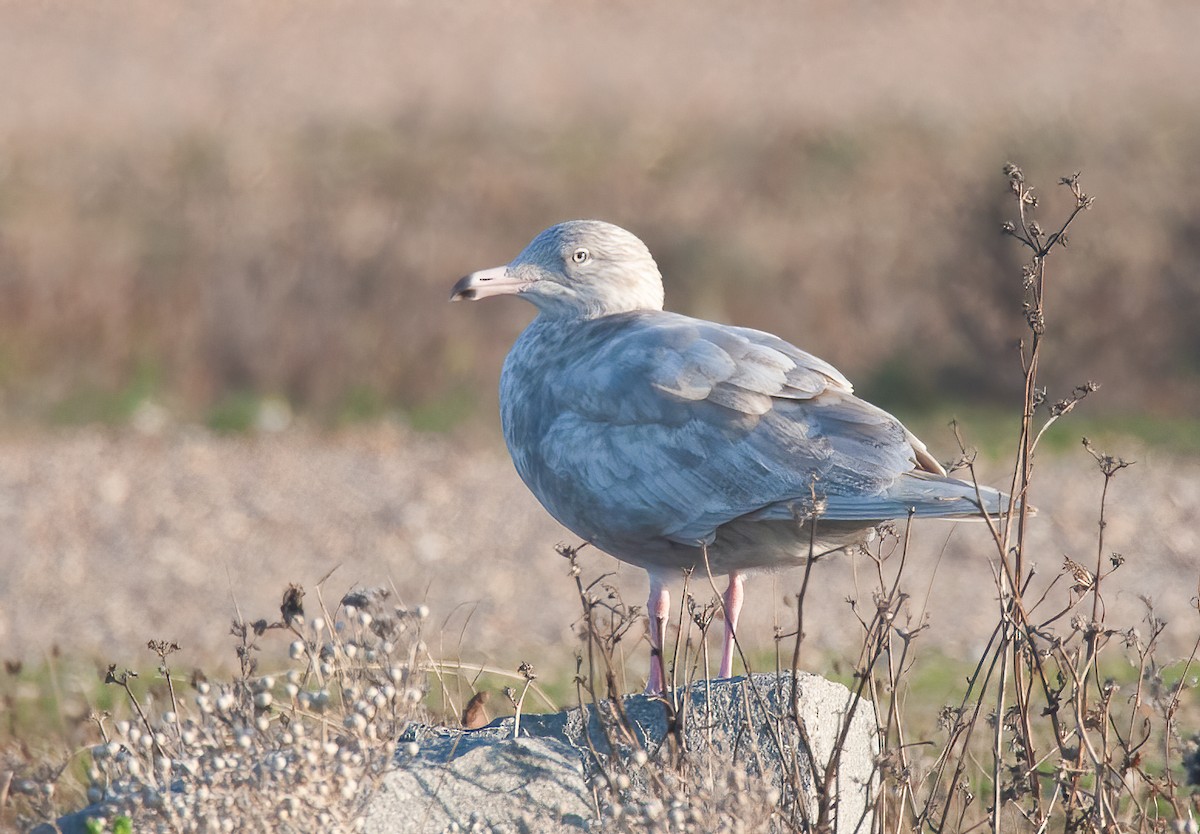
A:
451;220;1009;693
461;690;492;729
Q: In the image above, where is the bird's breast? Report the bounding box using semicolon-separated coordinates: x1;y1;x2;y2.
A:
499;323;572;496
498;318;644;546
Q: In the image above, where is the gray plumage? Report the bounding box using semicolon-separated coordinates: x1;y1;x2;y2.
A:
453;220;1005;577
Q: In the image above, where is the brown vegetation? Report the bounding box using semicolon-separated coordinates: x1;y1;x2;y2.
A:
0;2;1198;424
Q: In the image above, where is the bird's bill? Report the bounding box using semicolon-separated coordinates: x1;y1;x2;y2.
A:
449;266;532;301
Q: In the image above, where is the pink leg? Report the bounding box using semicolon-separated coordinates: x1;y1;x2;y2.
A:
719;571;745;679
645;573;670;694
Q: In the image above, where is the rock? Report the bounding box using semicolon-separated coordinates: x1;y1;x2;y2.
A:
366;735;593;834
48;672;876;833
371;672;876;833
33;810;92;834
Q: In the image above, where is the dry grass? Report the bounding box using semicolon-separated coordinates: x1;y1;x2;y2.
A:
3;585;431;832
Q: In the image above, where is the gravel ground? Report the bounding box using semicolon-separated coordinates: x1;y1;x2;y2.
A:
0;425;1196;681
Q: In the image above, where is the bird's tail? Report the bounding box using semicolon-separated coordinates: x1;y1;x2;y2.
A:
823;471;1023;521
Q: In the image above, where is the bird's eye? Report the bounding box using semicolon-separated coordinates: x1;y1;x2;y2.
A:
571;248;590;264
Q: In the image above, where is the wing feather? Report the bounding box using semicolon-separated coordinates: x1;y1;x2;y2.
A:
502;310;937;554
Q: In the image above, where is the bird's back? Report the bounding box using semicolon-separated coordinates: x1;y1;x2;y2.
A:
499;310;1004;574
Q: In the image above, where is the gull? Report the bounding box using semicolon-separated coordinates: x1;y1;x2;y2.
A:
452;220;1006;693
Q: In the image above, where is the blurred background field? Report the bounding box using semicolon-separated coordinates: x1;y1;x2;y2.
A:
1;1;1198;688
2;1;1200;429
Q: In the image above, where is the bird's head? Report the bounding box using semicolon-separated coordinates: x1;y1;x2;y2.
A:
451;220;665;319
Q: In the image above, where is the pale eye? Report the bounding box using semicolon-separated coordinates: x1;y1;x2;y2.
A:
571;248;590;264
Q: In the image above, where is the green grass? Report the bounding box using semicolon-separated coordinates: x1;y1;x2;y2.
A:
404;388;478;433
336;385;389;425
48;362;164;427
0;659;166;747
86;816;132;834
205;391;265;434
890;405;1200;459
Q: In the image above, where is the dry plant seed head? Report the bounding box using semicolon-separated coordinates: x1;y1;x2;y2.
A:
1025;305;1046;334
1063;557;1095;592
281;584;305;625
147;639;181;659
1081;436;1134;476
34;583;432;832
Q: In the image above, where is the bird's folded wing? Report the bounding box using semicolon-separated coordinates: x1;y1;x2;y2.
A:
534;313;934;545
